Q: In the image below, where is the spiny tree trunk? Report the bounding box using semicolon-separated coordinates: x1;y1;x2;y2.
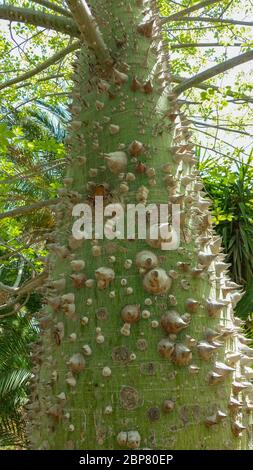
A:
27;0;253;450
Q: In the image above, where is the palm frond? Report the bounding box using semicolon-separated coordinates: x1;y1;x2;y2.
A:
27;100;70;142
0;316;35;447
0;317;36;370
0;415;26;448
0;369;31;400
236;279;253;321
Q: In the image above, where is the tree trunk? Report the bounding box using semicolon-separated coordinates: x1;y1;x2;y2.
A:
27;0;253;450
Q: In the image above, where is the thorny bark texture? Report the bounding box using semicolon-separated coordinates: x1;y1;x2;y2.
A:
27;0;253;450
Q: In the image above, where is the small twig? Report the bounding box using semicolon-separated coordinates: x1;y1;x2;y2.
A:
192;128;250;157
0;241;39;273
190;120;252;136
9;22;31;62
8;29;46;54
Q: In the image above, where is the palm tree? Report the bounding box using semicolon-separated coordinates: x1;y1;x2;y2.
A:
0;316;36;448
199;158;253;341
200;158;253;286
0;101;69;448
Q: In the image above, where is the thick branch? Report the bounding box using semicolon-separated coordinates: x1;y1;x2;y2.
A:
165;16;253;26
161;0;221;22
0;41;81;92
0;5;79;36
18;271;47;296
66;0;113;66
171;74;253;104
30;0;72;18
171;42;244;49
0;198;58;221
0;282;17;294
173;50;253;95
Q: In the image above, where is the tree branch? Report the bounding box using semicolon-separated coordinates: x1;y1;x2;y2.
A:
66;0;113;67
0;5;79;37
195;142;253;168
0;269;48;317
0;271;46;296
0;41;81;91
171;42;244;49
196;143;234;160
164;16;253;26
0;199;58;221
0;241;39;273
30;0;72;18
0;41;81;92
0;282;17;294
19;271;48;295
161;0;222;22
191;120;252;136
13;258;25;289
0;294;30;318
171;74;253;104
193;128;252;159
173;50;253;95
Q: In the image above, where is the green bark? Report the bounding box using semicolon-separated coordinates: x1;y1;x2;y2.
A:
0;5;79;36
27;0;253;450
